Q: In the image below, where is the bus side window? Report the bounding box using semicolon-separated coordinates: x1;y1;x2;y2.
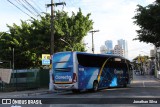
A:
77;54;108;67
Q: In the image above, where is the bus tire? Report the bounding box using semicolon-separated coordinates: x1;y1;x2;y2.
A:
93;81;98;92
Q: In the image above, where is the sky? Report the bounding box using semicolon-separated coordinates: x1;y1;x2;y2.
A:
0;0;156;60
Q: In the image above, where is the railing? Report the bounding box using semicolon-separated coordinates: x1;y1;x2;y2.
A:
0;69;49;92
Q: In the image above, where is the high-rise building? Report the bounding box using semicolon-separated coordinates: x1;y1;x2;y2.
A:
114;45;124;57
117;39;128;58
100;45;107;54
105;40;113;54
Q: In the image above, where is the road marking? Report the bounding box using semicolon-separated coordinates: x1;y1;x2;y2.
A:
143;81;145;87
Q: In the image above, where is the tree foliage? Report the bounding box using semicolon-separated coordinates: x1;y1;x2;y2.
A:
133;0;160;47
0;9;93;69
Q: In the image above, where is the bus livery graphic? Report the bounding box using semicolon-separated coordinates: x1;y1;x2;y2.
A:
98;58;110;82
51;51;132;92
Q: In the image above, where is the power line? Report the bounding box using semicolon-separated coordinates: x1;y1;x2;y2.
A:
7;0;32;17
23;0;40;16
31;0;43;12
16;0;37;17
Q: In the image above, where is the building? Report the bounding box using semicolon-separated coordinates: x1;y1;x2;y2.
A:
117;39;128;58
113;45;124;57
105;40;113;54
100;45;107;54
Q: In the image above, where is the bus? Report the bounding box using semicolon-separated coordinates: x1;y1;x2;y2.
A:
51;51;132;92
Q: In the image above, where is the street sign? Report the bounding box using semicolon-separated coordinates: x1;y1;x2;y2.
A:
42;54;50;65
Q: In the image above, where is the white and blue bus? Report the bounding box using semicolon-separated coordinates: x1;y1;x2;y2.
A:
51;51;132;92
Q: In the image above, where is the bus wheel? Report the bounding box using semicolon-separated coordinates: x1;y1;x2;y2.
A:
93;81;98;92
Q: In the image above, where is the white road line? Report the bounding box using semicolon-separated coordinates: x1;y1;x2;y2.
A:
143;81;145;87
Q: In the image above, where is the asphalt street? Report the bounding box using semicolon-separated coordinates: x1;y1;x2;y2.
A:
0;73;160;107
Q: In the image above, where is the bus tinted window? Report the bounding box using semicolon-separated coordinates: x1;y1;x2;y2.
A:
77;54;112;67
77;54;128;68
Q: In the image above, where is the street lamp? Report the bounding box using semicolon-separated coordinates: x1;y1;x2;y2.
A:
83;43;91;52
0;60;11;69
89;30;99;54
60;38;73;51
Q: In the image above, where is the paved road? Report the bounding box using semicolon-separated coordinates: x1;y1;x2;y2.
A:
132;73;160;87
0;73;160;107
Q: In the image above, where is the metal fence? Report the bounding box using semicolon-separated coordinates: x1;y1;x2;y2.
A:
0;69;49;92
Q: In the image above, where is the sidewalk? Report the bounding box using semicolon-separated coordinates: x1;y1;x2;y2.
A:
131;72;160;87
0;88;50;98
1;73;160;98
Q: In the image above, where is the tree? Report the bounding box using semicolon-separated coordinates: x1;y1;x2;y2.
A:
54;9;93;52
133;0;160;71
133;0;160;47
0;9;93;69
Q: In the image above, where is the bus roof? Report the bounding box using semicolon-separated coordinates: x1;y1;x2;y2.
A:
53;51;129;61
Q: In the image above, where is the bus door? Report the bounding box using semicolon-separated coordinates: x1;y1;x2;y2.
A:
98;57;117;88
114;68;124;85
99;67;113;88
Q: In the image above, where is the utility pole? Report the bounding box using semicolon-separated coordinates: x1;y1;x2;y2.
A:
90;30;99;54
47;0;66;55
